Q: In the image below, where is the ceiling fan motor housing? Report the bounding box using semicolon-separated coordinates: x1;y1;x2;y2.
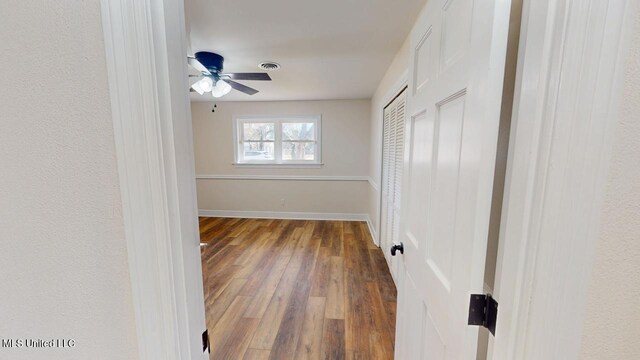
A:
195;51;224;74
189;51;269;96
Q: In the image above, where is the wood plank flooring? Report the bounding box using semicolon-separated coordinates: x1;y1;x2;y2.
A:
200;217;397;360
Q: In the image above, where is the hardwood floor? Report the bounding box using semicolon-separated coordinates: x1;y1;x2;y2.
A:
199;217;397;360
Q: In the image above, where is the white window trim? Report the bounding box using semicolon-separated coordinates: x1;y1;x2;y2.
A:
233;114;322;166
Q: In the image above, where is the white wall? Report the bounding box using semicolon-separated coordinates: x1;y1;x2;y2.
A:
192;100;371;217
580;7;640;358
0;1;138;360
367;37;410;241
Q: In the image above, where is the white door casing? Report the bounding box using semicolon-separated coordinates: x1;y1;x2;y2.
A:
394;0;512;358
490;0;637;359
101;0;207;359
97;0;635;358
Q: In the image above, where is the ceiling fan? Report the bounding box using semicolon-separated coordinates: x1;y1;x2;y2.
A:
188;52;271;97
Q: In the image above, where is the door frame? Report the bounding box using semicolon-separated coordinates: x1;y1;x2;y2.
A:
98;0;636;358
100;0;207;359
490;0;636;358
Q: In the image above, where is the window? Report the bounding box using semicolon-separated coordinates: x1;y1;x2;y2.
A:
234;115;322;165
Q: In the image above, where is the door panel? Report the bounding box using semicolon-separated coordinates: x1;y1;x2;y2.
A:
405;110;433;251
440;0;472;70
427;92;466;288
414;27;434;93
423;308;446;360
394;0;512;358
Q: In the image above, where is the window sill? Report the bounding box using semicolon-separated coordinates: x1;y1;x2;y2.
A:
232;163;324;169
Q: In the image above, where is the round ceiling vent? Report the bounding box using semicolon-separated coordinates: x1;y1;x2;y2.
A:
258;61;281;71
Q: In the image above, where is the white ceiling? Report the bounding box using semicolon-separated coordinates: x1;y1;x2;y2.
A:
185;0;426;102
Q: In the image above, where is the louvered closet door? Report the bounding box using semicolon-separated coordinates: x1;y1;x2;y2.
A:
381;89;407;278
391;95;406;277
380;108;391;266
386;102;397;266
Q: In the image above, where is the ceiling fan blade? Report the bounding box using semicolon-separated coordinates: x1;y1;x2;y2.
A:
226;80;259;95
188;56;211;75
221;73;272;81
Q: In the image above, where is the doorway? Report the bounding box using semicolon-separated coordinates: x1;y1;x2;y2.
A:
101;0;635;358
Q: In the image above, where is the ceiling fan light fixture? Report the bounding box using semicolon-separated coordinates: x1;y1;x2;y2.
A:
190;80;205;95
199;77;214;92
191;77;213;95
212;79;232;98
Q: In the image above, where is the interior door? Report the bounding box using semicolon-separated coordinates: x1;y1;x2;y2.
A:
393;0;512;358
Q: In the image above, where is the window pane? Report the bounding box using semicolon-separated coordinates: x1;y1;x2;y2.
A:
282;141;315;161
282;122;315;140
243;142;275;160
243;123;275;141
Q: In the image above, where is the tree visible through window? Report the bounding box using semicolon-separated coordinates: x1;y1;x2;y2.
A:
282;122;315;161
242;122;275;161
235;116;321;165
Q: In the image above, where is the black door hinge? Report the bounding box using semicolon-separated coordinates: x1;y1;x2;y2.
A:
468;293;498;335
202;329;210;353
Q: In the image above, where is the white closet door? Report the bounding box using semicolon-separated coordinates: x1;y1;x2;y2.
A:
391;93;406;277
381;89;407;277
386;103;397;261
380;108;391;261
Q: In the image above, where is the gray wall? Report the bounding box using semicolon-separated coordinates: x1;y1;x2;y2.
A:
192;100;371;216
0;1;138;359
580;7;640;359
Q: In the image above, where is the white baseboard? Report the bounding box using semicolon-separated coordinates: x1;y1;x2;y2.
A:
199;210;380;248
196;174;369;181
365;215;379;246
198;209;369;222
